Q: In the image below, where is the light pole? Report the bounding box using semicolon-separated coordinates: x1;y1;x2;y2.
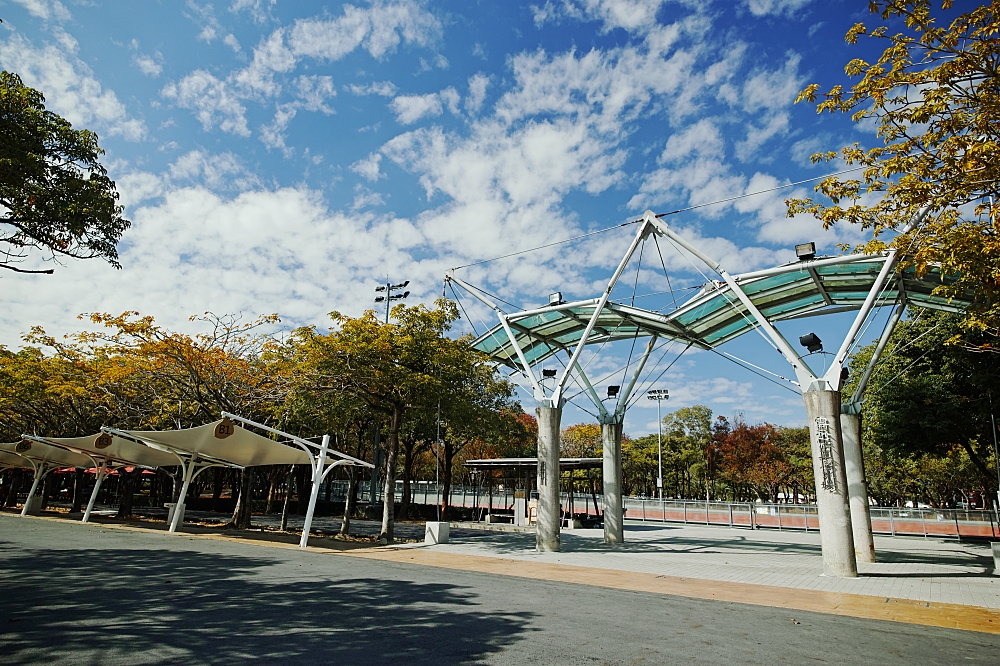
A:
369;278;410;504
374;278;410;323
647;389;669;509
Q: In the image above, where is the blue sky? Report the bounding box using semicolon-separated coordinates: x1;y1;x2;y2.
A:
1;0;901;433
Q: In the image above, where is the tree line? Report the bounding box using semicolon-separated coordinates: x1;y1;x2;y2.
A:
0;301;535;543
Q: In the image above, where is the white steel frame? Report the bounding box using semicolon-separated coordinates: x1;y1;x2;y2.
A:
11;439;98;518
102;426;239;533
220;412;373;549
21;434;121;523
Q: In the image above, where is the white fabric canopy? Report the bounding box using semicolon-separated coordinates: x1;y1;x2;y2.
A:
0;440;94;468
42;433;179;468
0;447;27;468
121;419;311;467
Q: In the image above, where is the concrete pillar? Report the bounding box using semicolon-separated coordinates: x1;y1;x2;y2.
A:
802;390;857;578
536;405;562;552
841;412;875;563
602;420;624;544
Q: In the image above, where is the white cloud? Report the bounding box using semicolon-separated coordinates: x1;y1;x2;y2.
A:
0;177;439;350
532;0;668;34
390;92;443;124
223;34;242;53
167;150;261;191
348;81;398;97
744;0;813;18
133;53;163;78
9;0;71;22
0;33;147;141
288;0;441;61
229;0;275;23
350;153;385;181
295;75;335;112
232;29;296;98
161;70;250;137
352;184;386;210
465;73;489;114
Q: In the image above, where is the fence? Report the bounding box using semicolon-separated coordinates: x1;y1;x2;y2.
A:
382;484;998;539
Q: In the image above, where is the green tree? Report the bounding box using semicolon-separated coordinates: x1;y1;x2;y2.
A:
294;299;473;542
844;308;1000;494
1;71;129;274
787;1;1000;340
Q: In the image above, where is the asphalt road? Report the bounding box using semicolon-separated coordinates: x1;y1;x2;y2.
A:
1;514;998;665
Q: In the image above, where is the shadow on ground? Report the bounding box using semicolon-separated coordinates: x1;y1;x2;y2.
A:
0;544;534;665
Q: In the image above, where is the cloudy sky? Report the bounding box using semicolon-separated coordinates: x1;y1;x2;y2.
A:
1;0;897;433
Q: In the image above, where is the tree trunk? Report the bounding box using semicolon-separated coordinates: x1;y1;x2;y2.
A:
4;471;22;509
397;436;415;521
280;466;293;531
116;469;142;519
379;408;403;543
71;469;84;513
265;466;279;514
229;468;254;530
442;440;455;520
295;464;309;515
41;473;55;510
211;468;226;512
341;468;356;535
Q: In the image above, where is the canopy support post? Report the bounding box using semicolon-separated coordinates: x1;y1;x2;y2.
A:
168;458;197;533
20;463;49;517
300;434;330;549
82;461;109;523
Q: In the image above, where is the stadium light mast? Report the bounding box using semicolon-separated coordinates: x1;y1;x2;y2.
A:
374;278;411;323
647;389;669;507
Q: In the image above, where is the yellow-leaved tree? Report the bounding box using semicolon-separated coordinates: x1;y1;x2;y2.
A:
787;0;1000;345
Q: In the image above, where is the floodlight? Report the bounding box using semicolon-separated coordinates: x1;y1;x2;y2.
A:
607;385;620;398
799;332;823;353
647;389;669;401
542;368;557;378
795;242;816;261
374;296;385;302
375;285;387;292
392;280;410;289
548;292;563;306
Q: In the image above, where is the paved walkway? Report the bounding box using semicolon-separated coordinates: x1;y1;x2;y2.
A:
422;522;1000;609
19;507;1000;613
6;514;1000;664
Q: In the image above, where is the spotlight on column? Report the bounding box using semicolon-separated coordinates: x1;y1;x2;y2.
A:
542;368;557;378
548;292;563;306
795;242;816;261
607;385;620;399
799;332;823;353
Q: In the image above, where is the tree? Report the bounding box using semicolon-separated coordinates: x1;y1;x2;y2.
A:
787;1;1000;340
0;71;129;274
293;300;463;543
844;308;1000;494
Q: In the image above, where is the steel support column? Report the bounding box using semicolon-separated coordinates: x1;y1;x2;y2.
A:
840;412;875;563
804;390;858;578
536;405;562;552
602;419;624;544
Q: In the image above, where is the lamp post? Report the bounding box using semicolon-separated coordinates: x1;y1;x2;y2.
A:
374;278;411;323
369;278;411;503
647;389;669;509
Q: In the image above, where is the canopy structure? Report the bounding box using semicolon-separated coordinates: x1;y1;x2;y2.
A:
447;208;976;575
0;440;95;517
467;258;974;372
105;414;372;546
27;432;180;523
0;447;26;471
